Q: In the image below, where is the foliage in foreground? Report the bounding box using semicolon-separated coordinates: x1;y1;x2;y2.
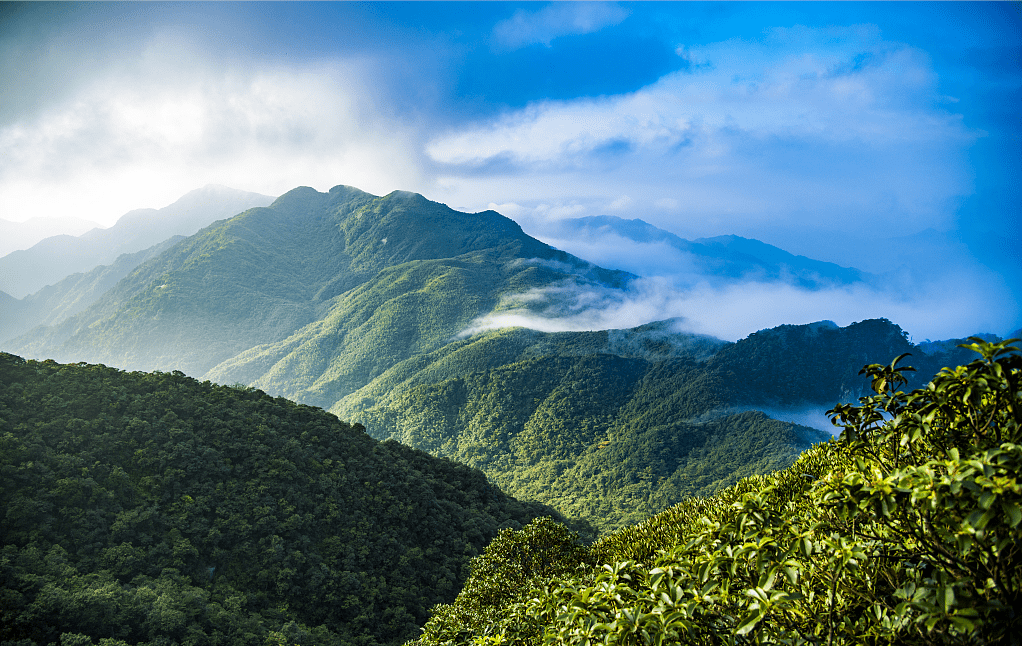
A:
413;338;1021;645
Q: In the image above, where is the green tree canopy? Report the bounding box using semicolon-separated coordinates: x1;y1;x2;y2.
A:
413;338;1021;645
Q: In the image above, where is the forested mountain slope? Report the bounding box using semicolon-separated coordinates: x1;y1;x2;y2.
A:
0;236;183;343
6;182;984;537
413;339;1021;645
2;178;954;534
6;185;626;384
333;318;942;532
0;352;558;646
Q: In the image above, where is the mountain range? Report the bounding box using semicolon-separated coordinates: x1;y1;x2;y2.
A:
0;185;274;299
2;182;1018;644
3;183;999;532
0;215;101;257
535;215;869;288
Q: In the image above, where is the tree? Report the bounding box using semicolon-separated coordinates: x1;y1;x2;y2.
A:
822;337;1021;641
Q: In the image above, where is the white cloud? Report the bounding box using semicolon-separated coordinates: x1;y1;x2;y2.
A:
536;233;698;280
425;90;691;167
0;41;423;226
461;262;1017;343
427;25;979;245
429;34;970;167
492;3;628;51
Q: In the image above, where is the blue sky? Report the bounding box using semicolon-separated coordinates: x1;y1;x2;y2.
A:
1;2;1019;339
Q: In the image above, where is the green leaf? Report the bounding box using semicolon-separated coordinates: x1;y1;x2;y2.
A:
735;611;762;636
1003;502;1022;528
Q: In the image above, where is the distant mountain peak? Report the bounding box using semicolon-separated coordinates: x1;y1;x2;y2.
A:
537;215;868;290
0;186;276;299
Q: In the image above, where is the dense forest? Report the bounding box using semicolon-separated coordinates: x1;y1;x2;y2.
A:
338;318;970;532
3;336;1017;646
412;338;1021;645
0;352;559;646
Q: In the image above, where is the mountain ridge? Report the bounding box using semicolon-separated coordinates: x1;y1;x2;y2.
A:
4;185;631;382
0;236;185;343
0;215;102;257
335;316;953;531
0;185;275;298
532;214;869;288
5;182;995;534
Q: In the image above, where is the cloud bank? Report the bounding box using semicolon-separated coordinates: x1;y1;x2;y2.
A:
463;266;1016;344
429;25;978;255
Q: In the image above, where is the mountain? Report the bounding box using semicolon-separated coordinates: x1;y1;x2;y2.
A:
0;185;275;298
6;184;953;533
413;338;1021;645
533;215;869;288
0;236;184;343
0;215;102;257
5;185;627;382
0;352;558;646
335;317;935;532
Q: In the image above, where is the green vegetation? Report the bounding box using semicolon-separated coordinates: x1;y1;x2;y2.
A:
412;338;1021;645
0;353;559;646
0;237;184;344
6;184;946;538
8;186;623;386
348;348;825;534
9;184;1014;644
338;319;947;534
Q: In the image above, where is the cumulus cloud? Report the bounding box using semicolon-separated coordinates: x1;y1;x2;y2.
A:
431;32;970;166
492;3;628;51
0;31;424;225
428;25;978;247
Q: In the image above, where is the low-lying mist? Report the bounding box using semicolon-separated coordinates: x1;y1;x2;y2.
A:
737;405;838;436
471;216;1018;344
463;262;1016;343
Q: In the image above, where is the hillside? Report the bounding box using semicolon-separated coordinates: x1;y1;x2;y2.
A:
336;318;939;532
6;185;625;382
5;183;962;535
0;352;558;646
0;236;183;343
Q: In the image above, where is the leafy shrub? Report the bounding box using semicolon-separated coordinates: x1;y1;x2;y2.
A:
415;338;1021;645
